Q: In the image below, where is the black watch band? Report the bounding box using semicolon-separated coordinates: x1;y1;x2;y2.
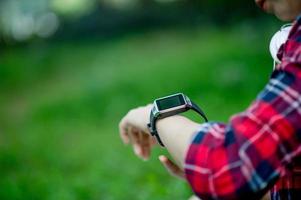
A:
190;101;208;122
147;99;208;147
147;112;165;146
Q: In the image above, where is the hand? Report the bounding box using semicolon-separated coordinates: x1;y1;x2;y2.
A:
159;155;185;180
119;105;186;180
119;104;157;160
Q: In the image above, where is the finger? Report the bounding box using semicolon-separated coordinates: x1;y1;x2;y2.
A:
159;155;185;180
128;126;140;144
140;132;151;160
128;127;143;157
188;195;201;200
150;136;157;147
119;118;129;144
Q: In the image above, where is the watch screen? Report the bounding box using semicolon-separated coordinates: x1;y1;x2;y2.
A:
157;94;185;110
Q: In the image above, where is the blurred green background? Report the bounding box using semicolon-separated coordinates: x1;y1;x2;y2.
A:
0;0;283;199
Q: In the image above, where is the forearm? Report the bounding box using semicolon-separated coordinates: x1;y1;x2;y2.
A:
156;115;200;168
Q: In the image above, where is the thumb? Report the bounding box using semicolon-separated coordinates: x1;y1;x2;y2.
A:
159;155;185;180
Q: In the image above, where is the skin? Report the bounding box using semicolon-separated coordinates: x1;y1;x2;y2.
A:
255;0;301;21
119;0;301;181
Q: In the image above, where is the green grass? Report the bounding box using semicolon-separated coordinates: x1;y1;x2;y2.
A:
0;23;277;200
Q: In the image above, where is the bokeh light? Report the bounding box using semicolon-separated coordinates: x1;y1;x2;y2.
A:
35;12;60;38
51;0;96;16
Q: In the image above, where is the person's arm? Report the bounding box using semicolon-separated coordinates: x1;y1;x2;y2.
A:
183;68;301;200
119;65;301;199
156;115;200;167
119;21;301;200
181;22;301;199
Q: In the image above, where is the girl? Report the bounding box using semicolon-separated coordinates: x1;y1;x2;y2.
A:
119;0;301;199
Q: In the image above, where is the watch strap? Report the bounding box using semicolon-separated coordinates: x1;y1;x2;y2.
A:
190;100;208;122
148;97;208;147
147;112;165;147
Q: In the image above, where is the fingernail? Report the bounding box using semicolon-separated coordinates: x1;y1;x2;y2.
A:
134;145;141;155
159;155;165;162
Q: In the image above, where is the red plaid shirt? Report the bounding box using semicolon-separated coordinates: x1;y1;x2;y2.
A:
184;17;301;200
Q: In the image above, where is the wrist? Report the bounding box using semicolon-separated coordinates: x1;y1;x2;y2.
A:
156;116;199;141
156;116;200;167
147;93;207;147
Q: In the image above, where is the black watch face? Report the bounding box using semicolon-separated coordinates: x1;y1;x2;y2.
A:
156;94;186;111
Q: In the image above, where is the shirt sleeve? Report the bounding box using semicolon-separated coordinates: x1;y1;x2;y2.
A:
184;25;301;200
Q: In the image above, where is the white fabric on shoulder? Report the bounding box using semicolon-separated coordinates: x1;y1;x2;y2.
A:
269;24;292;69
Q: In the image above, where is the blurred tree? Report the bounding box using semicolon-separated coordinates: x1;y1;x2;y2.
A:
0;0;60;43
51;0;97;16
0;0;263;44
140;0;155;6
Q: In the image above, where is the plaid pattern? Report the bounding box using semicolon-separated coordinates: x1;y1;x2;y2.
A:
184;17;301;200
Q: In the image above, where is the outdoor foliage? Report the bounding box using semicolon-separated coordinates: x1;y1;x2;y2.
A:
0;0;263;43
0;20;281;199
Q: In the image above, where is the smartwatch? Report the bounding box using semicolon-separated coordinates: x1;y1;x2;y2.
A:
147;93;208;147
